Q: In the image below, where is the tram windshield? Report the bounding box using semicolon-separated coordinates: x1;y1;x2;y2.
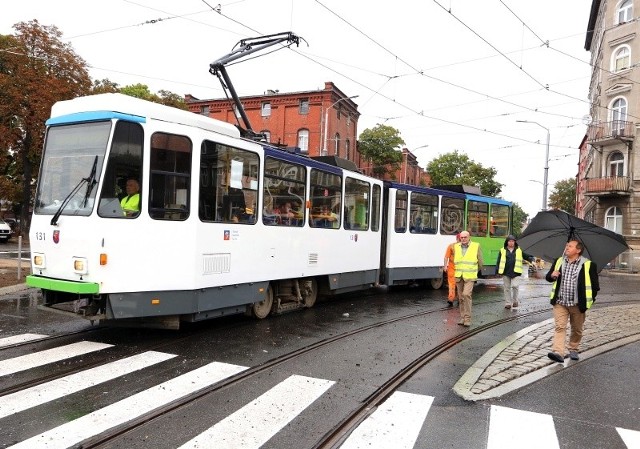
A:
34;121;111;216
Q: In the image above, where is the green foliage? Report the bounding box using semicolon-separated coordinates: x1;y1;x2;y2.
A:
511;202;528;236
358;124;404;177
426;150;503;197
548;178;576;213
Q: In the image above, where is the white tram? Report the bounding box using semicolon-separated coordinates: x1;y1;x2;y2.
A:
28;94;384;329
27;94;512;329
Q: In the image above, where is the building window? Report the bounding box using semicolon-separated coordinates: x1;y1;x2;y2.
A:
261;130;271;143
299;98;309;115
613;46;630;71
611;97;627;133
345;139;351;160
605;206;623;234
334;133;340;157
617;0;633;24
261;102;271;117
297;129;309;153
200;105;210;116
609;152;624;176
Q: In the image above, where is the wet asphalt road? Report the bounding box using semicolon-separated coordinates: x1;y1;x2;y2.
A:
0;270;638;448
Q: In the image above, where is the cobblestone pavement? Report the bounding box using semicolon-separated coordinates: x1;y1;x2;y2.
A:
454;303;640;401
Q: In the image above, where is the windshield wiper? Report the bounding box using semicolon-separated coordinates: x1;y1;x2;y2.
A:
50;156;99;226
82;155;98;208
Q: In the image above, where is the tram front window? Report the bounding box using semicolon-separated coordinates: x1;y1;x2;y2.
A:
34;122;111;216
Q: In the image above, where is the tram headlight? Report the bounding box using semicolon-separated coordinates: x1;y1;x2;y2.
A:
33;253;46;269
73;257;88;275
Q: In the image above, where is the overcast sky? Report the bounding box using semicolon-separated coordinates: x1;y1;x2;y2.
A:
1;0;594;218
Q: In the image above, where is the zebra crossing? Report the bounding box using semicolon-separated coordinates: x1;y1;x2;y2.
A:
1;334;639;449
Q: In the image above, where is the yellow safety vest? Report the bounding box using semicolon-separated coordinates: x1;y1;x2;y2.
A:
121;193;140;215
454;242;480;280
549;258;594;309
498;248;523;274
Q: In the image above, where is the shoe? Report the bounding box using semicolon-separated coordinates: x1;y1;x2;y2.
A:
569;351;579;360
547;352;564;363
447;301;454;307
463;321;471;327
512;301;518;308
457;319;465;326
504;304;511;309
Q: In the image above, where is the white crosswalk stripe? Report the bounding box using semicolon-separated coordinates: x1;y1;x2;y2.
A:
0;333;48;348
177;375;335;448
617;428;640;449
0;341;113;377
487;405;560;449
339;391;433;449
7;361;248;449
0;351;176;419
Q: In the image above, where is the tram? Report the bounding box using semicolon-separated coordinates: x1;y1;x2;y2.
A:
27;93;512;329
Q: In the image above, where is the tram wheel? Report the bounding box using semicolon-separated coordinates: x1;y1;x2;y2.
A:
251;284;274;319
429;276;444;290
302;278;318;308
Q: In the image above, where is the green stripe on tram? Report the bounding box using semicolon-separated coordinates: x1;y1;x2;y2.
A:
26;275;100;294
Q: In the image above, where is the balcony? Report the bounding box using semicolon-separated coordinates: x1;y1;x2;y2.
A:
584;176;631;197
587;121;634;145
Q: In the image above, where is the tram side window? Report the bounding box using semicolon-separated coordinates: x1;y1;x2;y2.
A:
440;196;464;235
309;169;341;229
199;140;258;224
468;200;489;237
344;177;370;230
149;132;192;221
410;192;438;234
262;157;306;227
394;190;408;233
491;204;510;237
371;184;381;232
98;121;144;218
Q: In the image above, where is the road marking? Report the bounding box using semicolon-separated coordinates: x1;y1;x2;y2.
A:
0;333;47;348
340;391;433;449
0;341;113;377
7;361;248;449
0;351;176;419
178;374;334;449
487;405;559;449
617;427;640;448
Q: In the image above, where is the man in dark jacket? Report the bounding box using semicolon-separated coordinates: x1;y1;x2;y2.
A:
545;239;600;363
495;235;534;309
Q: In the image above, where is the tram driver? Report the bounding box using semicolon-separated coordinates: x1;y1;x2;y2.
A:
120;178;140;217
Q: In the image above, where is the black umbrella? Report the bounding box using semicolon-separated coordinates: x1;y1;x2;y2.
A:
517;209;629;272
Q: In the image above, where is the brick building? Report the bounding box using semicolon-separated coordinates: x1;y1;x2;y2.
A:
185;81;430;186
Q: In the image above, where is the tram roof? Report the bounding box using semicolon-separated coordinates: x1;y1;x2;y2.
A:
47;93;241;138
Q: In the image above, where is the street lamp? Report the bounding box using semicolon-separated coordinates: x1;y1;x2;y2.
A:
517;120;550;210
322;95;359;156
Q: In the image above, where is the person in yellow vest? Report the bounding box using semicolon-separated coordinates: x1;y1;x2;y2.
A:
546;239;599;363
120;178;140;217
443;233;461;307
453;230;483;327
495;235;534;309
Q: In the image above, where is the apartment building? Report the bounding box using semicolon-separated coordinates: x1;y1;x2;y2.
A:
581;0;640;253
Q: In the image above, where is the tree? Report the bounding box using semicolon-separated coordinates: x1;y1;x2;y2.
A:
548;178;576;213
119;83;187;110
358;124;404;177
426;150;503;197
0;20;92;233
511;202;528;236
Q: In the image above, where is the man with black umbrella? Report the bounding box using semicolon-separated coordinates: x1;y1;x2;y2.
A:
546;239;600;363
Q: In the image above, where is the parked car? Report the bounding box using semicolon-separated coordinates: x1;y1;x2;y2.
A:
0;219;11;242
4;217;18;231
